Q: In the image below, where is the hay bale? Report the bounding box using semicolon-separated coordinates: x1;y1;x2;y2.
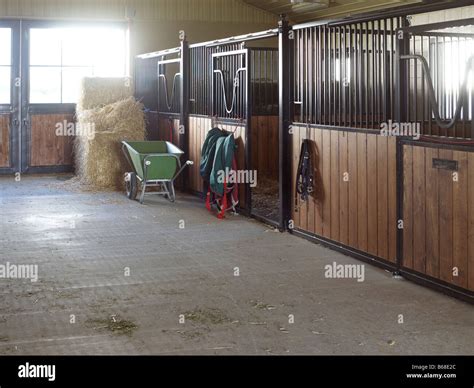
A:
74;97;145;190
77;77;133;111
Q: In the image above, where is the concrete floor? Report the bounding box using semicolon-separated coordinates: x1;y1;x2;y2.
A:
0;175;472;355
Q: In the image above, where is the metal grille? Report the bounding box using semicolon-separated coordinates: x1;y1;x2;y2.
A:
157;49;181;114
251;48;278;116
400;19;474;139
190;44;278;118
189;43;241;116
293;17;402;129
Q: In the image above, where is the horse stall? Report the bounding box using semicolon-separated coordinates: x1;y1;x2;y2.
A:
136;30;281;225
134;11;474;302
288;14;474;301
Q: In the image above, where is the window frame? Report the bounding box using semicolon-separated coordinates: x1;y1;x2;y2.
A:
23;20;129;108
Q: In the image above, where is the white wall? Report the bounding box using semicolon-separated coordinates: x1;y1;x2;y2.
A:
0;0;279;57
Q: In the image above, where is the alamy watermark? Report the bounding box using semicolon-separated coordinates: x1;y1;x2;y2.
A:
0;262;38;282
55;120;96;140
217;168;257;188
380;120;420;140
18;363;55;382
324;261;365;283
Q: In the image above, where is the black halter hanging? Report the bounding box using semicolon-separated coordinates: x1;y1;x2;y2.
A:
296;139;314;208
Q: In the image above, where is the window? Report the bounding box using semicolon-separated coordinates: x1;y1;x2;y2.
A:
442;38;474;120
0;28;11;104
29;26;128;104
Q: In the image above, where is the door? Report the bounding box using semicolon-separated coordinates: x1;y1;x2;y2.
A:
0;21;20;175
21;23;77;173
211;48;251;210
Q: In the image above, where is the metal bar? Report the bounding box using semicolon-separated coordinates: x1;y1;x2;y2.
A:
413;33;417;125
158;58;181;65
428;34;432;135
137;47;181;59
356;24;364;128
211;49;248;58
279;16;292;231
400;18;474;34
421;33;425;135
180;38;189;190
292;0;474;30
190;29;279;48
333;27;337;126
245;48;252;212
338;26;342;126
318;26;322;124
371;20;375;129
365;22;369;128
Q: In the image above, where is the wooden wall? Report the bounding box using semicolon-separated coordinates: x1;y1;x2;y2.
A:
157;117;180;144
188;115;247;208
291;126;398;264
251;116;278;181
145;111;159;140
403;144;474;291
0;115;9;168
30;114;74;167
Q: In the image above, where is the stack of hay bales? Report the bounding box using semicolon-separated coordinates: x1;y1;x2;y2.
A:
74;77;145;190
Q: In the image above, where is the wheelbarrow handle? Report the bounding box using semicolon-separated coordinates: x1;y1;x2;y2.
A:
172;160;193;182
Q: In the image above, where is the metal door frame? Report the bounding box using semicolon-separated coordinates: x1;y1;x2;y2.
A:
0;20;20;175
211;48;251;212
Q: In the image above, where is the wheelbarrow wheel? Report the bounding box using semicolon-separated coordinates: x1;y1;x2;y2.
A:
125;172;138;200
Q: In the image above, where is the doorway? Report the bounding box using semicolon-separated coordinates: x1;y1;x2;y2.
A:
0;20;129;175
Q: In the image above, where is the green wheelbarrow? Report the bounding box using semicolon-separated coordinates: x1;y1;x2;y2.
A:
121;141;193;204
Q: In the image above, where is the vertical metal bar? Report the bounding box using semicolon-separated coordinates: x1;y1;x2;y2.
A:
355;23;360;128
317;26;322;124
365;22;369;128
413;33;417;126
328;27;332;126
246;48;252;211
349;24;353;127
395;16;410;274
428;35;432;135
382;19;387;123
339;26;346;126
308;28;313;123
357;24;364;128
179;37;190;190
279;16;291;231
308;29;312;123
421;34;425;136
435;36;439;135
323;26;327;125
390;18;395;126
333;27;337;126
371;21;375;129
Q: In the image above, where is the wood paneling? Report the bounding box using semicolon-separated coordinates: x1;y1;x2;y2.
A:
291;125;397;263
188;116;210;194
145;111;160;140
403;144;474;291
251;115;278;181
157;117;180;145
0;115;9;168
220;122;247;208
425;147;439;279
30;114;74;167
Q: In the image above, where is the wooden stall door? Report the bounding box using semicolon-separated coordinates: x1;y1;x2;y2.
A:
402;143;474;292
29;113;75;168
0;115;10;168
